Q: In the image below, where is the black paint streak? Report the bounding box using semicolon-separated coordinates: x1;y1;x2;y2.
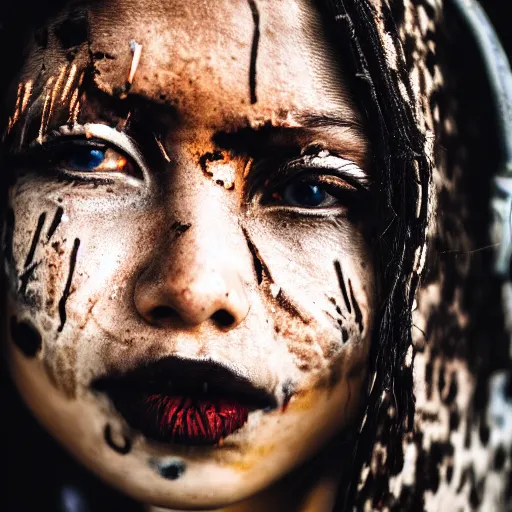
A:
348;279;364;334
282;379;295;410
19;261;41;296
10;316;42;357
170;221;191;238
247;0;260;104
58;238;80;332
46;207;64;241
334;260;351;314
198;151;224;174
242;227;271;285
24;213;46;268
275;289;310;324
150;459;186;480
104;424;132;455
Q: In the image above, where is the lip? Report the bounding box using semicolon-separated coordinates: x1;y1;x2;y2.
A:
92;357;277;445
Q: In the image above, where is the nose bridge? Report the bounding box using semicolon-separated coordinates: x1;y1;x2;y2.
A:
134;181;250;329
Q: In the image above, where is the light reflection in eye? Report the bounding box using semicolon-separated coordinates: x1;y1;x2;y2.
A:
68;148;104;171
257;151;368;210
266;173;360;209
60;144;131;174
283;181;328;207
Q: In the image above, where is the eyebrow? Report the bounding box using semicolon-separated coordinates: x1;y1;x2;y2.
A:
293;112;365;134
18;76;369;159
211;111;369;164
68;81;366;136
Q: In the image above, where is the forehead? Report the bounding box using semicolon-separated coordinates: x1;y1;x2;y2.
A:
31;0;360;127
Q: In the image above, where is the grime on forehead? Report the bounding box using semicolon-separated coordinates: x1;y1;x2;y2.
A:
3;0;377;509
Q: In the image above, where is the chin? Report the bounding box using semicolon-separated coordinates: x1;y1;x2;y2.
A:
10;342;364;509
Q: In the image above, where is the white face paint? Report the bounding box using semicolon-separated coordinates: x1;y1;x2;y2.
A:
3;0;376;508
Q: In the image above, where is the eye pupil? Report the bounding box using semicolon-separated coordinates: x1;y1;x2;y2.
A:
284;181;326;207
68;148;105;171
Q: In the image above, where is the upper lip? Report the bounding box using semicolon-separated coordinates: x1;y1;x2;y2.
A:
91;356;278;411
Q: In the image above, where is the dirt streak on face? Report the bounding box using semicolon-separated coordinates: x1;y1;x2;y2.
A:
3;0;376;508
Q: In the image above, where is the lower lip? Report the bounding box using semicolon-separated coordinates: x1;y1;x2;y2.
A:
113;393;249;445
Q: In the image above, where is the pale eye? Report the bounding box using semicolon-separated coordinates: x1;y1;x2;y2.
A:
68;148;107;171
267;174;357;209
283;180;329;207
60;144;131;174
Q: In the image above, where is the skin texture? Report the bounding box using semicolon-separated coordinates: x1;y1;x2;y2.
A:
3;0;375;509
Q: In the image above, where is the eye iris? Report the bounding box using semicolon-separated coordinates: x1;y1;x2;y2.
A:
68;148;105;171
284;181;326;207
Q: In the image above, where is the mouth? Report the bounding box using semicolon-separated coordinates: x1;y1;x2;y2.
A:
92;357;277;446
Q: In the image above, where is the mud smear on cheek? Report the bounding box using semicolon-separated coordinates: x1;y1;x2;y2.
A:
242;229;328;381
242;227;310;322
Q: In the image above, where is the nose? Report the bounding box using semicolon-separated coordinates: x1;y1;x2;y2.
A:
134;232;250;330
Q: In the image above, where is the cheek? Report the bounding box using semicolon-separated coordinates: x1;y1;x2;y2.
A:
244;214;374;384
4;181;154;394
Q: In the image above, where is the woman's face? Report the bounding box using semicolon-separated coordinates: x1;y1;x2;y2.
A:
3;0;375;508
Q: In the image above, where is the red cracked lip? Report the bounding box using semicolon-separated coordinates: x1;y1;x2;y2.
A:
92;357;277;446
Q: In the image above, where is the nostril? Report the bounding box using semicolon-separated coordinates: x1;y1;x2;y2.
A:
211;309;235;328
150;305;180;323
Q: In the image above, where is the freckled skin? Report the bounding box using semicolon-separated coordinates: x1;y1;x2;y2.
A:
3;0;376;509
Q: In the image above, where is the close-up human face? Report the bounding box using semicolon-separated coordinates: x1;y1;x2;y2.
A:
3;0;375;508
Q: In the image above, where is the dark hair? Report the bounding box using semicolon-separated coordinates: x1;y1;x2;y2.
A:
316;2;431;508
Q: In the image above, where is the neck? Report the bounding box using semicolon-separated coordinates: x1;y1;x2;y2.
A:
147;437;351;512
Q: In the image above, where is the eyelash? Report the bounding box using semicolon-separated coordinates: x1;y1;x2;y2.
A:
249;155;369;209
9;123;149;183
49;140;137;176
11;130;369;210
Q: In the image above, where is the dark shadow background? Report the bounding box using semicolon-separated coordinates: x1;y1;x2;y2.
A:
481;0;511;59
0;1;510;511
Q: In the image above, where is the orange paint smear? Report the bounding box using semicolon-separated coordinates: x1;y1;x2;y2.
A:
116;157;127;170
